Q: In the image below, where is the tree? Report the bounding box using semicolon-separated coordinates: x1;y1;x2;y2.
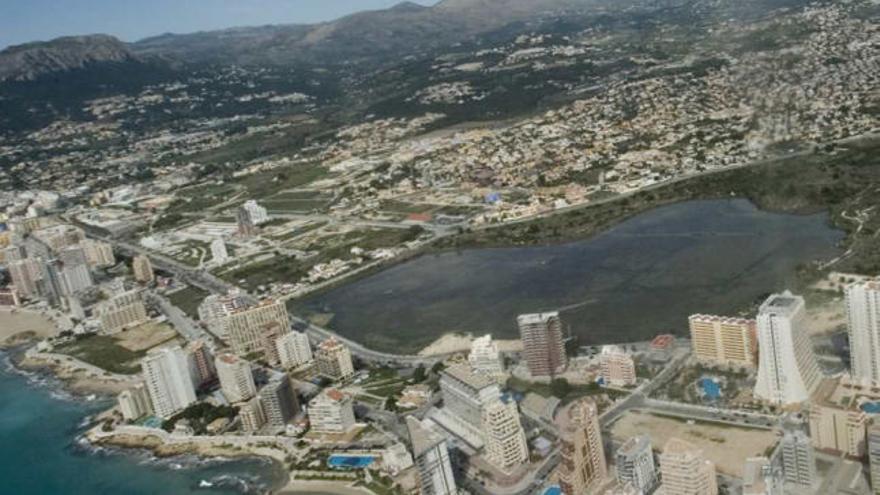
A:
550;378;571;398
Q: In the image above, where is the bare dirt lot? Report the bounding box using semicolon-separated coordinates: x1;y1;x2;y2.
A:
114;322;178;352
610;410;780;477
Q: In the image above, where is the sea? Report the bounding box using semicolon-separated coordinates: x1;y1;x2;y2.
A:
0;350;286;495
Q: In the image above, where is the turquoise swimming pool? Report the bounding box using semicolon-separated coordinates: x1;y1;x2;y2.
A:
327;455;376;469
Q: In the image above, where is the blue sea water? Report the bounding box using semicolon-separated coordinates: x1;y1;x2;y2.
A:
0;351;283;495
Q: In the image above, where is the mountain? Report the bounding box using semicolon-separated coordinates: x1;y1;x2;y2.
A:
131;0;603;66
0;34;138;82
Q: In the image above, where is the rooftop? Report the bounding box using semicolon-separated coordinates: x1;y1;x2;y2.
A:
441;363;497;390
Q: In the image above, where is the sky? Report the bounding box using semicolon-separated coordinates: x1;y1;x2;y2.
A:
1;0;437;49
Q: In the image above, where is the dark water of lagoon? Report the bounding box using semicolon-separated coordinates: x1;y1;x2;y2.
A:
297;199;844;353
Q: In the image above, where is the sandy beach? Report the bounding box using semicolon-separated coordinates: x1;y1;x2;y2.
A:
0;308;55;346
418;332;523;356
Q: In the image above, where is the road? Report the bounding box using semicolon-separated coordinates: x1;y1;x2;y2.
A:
145;291;218;346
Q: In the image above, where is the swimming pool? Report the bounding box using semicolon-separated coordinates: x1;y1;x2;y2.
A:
327;455;376;469
862;402;880;414
543;486;562;495
699;378;721;400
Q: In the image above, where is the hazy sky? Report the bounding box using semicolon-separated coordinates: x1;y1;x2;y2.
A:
2;0;436;49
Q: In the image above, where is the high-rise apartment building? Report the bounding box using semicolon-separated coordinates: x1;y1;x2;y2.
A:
407;416;458;495
215;353;257;403
809;401;868;457
276;331;313;369
846;281;880;384
440;364;501;428
780;422;815;487
259;373;299;428
868;421;880;494
616;435;656;495
198;290;248;337
142;346;197;418
481;398;529;473
8;258;43;298
80;239;116;267
132;255;155;284
688;314;757;367
186;340;216;388
117;382;153;421
469;334;504;376
315;337;355;380
96;289;149;333
308;388;356;433
657;438;718;495
600;345;637;387
221;300;289;357
753;292;822;405
517;312;567;377
239;397;267;433
556;398;607;494
260;321;284;366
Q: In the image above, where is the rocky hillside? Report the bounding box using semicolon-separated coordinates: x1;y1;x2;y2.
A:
0;35;138;82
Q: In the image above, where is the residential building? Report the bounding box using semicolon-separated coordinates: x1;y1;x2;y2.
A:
556;398;607;494
440;363;501;428
198;290;248;337
481;398;529;473
869;421;880;494
742;457;783;495
8;258;42;298
96;289;148;333
0;287;20;307
407;416;457;495
259;373;299;428
80;239;116;267
315;337;355;380
753;292;822;406
616;435;656;495
658;438;718;495
468;334;504;376
210;238;229;264
186;340;215;387
276;331;313;369
239;397;267;433
260;320;285;366
688;314;757;367
45;257;93;296
308;388;356;434
31;224;84;252
242;200;269;225
132;255;155;284
845;281;880;384
117;382;153;421
215;353;257;403
222;300;289;357
518;312;567;377
141;346;197;418
781;421;815;487
809;402;868;457
600;345;637;387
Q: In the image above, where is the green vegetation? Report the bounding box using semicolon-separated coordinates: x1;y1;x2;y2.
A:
55;334;147;374
507;376;624;402
161;403;238;434
166;286;210;319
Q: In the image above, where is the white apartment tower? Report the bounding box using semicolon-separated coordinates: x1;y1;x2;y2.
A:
307;388;356;433
276;331;313;368
846;281;880;384
616;435;657;495
658;438;718;495
141;346;197;418
481;398;529;473
868;421;880;494
781;423;815;488
407;416;458;495
753;292;822;405
215;353;257;403
468;334;504;376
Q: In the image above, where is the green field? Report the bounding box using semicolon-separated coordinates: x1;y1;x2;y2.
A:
55;334;147;375
166;286;211;319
